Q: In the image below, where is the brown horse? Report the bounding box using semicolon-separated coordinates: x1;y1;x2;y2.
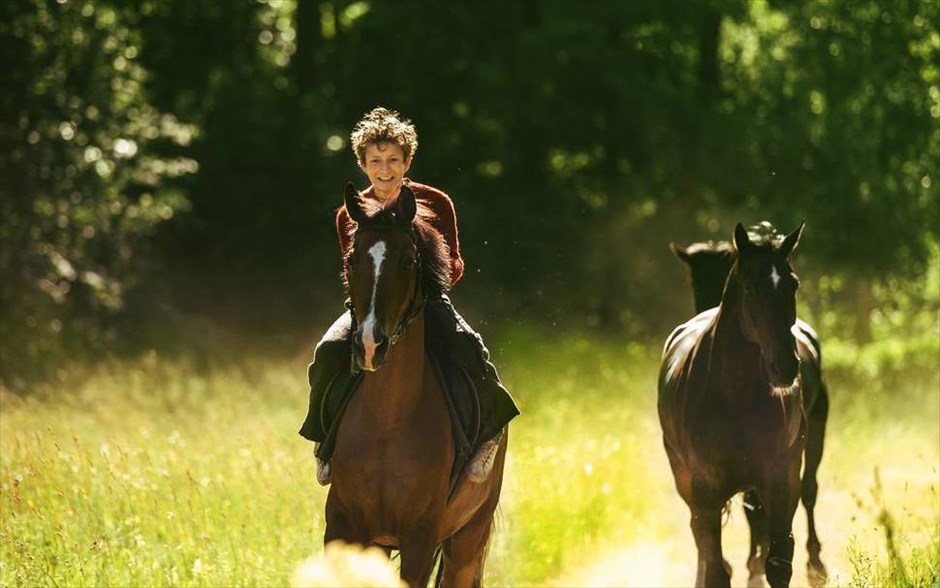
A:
324;183;507;588
670;234;828;586
659;222;808;588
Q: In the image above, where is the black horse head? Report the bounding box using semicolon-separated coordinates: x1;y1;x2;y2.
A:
671;241;735;313
728;221;804;389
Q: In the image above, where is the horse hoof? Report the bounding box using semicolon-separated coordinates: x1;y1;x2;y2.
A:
746;574;766;588
807;561;828;587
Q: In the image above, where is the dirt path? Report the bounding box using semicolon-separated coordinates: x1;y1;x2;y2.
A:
548;462;937;587
544;390;940;588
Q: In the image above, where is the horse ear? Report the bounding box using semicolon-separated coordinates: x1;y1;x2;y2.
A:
396;185;417;224
780;220;805;257
344;183;368;225
670;242;692;265
732;223;751;253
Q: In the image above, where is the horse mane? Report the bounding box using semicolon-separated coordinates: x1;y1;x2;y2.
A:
343;197;452;296
744;221;786;250
685;240;734;257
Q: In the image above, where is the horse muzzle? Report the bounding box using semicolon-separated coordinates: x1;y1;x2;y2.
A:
765;353;800;389
352;327;389;372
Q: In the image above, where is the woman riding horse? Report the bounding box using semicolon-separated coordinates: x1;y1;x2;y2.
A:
322;183;508;587
299;107;519;484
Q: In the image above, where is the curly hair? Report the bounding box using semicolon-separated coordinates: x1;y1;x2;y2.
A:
350;107;419;164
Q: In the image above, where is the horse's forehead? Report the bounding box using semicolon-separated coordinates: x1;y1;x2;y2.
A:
739;249;789;280
742;250;797;295
355;228;414;252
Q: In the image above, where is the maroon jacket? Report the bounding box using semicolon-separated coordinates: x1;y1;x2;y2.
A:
335;179;465;286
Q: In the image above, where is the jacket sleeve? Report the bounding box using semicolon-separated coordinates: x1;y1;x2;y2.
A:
431;191;464;286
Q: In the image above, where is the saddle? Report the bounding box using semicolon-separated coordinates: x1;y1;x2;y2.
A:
313;349;482;494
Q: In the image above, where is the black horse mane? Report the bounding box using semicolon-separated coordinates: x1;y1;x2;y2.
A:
343;197;452;296
744;221;786;250
686;240;734;257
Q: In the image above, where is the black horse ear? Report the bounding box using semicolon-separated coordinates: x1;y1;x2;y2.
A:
780;220;805;257
344;183;368;225
733;223;751;253
670;242;692;265
395;185;417;224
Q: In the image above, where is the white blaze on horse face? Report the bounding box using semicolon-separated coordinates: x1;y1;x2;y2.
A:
769;264;781;289
361;241;387;370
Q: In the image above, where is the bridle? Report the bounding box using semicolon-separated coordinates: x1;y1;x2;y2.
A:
346;225;426;349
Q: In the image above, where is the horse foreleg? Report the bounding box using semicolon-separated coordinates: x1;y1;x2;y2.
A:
440;504;497;588
763;459;801;588
323;492;365;546
802;386;829;587
399;526;440;588
743;489;769;587
689;497;731;588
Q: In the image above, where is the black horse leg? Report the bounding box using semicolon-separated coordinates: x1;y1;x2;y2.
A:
802;385;829;586
763;460;801;588
689;497;731;587
743;489;770;586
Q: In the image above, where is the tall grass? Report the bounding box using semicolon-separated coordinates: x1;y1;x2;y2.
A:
1;328;938;586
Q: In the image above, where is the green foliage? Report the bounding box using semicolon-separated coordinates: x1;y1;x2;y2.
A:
0;0;197;387
846;474;940;588
1;0;938;383
1;334;937;586
718;0;940;274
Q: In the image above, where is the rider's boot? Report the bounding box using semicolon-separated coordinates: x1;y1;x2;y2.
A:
465;428;504;483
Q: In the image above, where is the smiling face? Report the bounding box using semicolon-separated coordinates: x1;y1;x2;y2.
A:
359;142;412;200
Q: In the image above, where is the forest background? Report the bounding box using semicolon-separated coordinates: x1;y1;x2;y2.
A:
1;0;938;586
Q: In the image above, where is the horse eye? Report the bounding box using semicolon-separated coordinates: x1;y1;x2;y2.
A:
403;256;416;267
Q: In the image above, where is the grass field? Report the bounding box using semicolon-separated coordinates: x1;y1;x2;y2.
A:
1;328;938;587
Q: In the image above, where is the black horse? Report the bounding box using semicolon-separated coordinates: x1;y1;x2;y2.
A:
659;222;821;588
670;226;828;586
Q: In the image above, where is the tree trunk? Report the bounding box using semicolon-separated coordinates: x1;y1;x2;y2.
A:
294;0;323;94
697;4;722;103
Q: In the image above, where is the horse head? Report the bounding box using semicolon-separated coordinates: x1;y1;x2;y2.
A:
670;240;735;313
343;183;423;372
728;221;804;390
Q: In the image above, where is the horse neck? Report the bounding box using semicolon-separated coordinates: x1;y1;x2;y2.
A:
359;311;428;414
709;281;762;393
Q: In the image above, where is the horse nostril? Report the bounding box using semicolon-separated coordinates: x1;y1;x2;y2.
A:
374;335;389;360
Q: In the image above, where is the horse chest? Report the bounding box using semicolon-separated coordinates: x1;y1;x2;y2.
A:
330;369;454;528
681;391;793;463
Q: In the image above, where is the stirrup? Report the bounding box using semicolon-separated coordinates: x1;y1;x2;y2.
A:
314;444;332;486
465;429;503;483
